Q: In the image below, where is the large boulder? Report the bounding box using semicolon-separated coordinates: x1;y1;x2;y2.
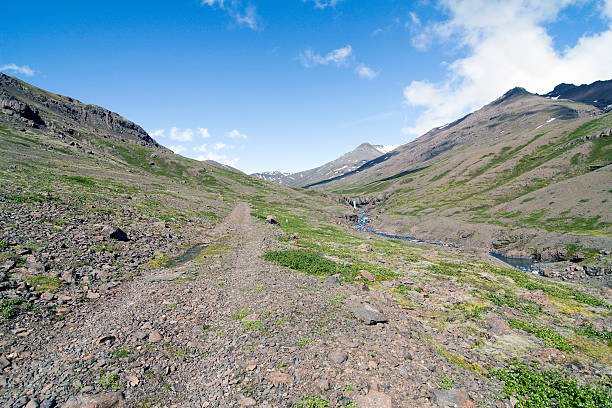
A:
60;392;124;408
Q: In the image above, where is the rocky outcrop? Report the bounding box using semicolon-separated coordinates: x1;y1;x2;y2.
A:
0;94;45;127
343;193;389;208
0;72;159;147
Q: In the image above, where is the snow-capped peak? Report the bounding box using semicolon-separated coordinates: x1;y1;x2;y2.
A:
374;144;399;154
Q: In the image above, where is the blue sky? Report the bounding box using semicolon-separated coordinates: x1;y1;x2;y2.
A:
2;0;612;173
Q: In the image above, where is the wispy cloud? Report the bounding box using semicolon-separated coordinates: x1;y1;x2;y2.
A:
0;63;35;76
355;64;379;79
227;129;248;139
197;151;239;167
201;0;261;30
402;0;612;137
213;142;228;150
169;127;194;142
299;45;353;68
169;145;187;154
198;128;211;138
150;129;165;138
303;0;343;9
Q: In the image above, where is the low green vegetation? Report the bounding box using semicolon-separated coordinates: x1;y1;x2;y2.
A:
0;240;7;250
294;396;329;408
573;323;611;343
1;297;34;319
491;361;611;408
486;292;541;316
231;306;251;321
26;275;62;292
263;249;395;281
100;372;121;391
485;264;610;309
509;319;573;352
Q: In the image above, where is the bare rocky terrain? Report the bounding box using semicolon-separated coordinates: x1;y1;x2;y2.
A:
0;73;611;407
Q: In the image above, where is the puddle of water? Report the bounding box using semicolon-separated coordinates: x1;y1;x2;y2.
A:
488;252;541;274
165;244;206;268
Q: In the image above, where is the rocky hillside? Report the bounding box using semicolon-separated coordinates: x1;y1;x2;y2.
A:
316;82;612;282
1;75;611;408
0;73;160;148
543;79;612;111
252;142;387;187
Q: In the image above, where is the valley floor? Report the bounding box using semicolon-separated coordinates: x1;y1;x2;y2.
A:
2;203;611;408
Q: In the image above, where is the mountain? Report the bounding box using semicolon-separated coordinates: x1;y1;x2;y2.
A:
543;79;612;111
250;170;292;184
0;73;161;148
2;75;611;408
316;81;612;267
251;142;389;187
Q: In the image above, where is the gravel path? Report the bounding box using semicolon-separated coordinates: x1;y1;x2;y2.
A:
2;203;504;408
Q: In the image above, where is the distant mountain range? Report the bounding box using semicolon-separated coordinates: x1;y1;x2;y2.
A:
251;143;396;187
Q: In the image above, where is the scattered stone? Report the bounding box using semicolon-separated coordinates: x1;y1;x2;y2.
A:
329;350;348;364
265;215;279;225
315;378;330;391
348;300;388;325
358;243;373;251
86;291;101;299
25;399;40;408
101;226;129;242
359;270;376;282
353;390;393;408
324;274;341;286
148;331;162;343
60;392;124;408
237;398;256;407
0;356;11;369
268;371;292;385
96;335;116;345
433;389;474;408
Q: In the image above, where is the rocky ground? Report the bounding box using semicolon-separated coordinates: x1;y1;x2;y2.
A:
1;201;611;407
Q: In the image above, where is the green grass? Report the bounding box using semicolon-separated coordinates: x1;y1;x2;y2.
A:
487;292;542;316
437;375;454;390
100;372;121;391
0;240;7;250
0;297;32;319
509;319;573;352
485;265;610;309
294;396;329;408
263;249;396;281
26;275;62;292
491;361;611;408
232;306;251;321
573;323;612;343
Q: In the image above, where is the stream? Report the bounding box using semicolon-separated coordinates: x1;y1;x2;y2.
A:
353;210;541;274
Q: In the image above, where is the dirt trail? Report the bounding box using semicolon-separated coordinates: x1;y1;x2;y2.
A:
3;203;502;407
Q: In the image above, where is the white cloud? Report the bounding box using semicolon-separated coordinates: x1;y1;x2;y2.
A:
169;145;187;154
355;64;379;79
604;0;612;19
169;126;194;142
149;129;165;138
201;0;260;30
198;128;211;138
197;151;240;167
303;0;343;8
299;45;353;68
0;63;35;76
402;0;612;136
195;143;208;152
227;129;248;139
213;142;228;150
